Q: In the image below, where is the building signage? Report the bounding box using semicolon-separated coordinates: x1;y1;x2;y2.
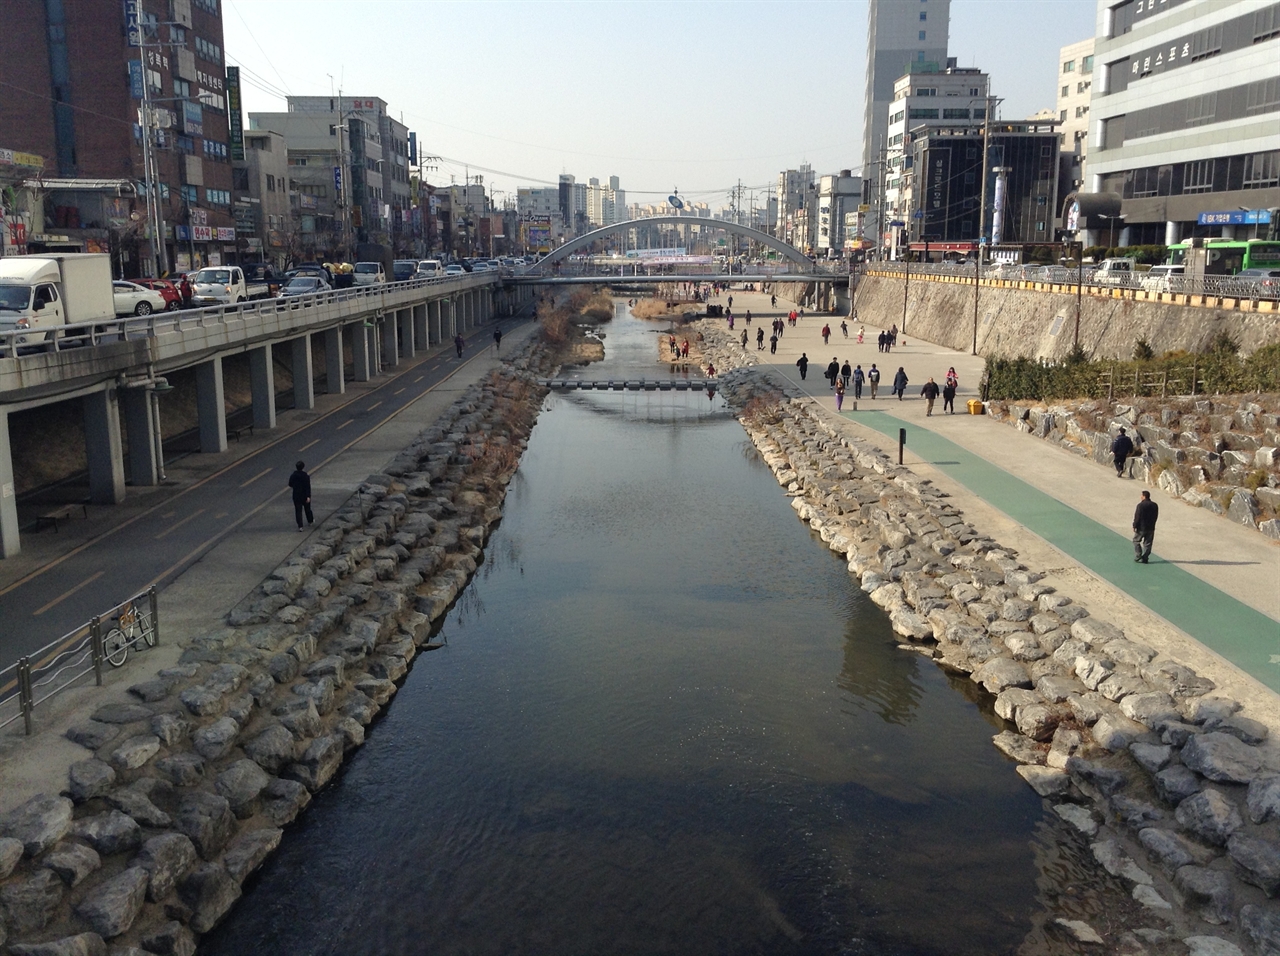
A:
300;194;317;210
190;208;208;226
183;100;203;137
215;227;236;241
123;0;142;46
226;67;244;161
128;60;145;99
1197;210;1273;226
624;247;686;259
1131;0;1190;26
0;149;43;169
333;166;343;201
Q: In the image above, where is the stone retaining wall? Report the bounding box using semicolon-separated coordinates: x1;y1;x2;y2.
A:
698;323;1280;955
0;340;559;955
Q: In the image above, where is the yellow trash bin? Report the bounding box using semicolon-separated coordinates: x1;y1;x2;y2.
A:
967;399;985;415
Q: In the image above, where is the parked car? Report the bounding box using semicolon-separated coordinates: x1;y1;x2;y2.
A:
112;280;168;316
1141;264;1184;292
1228;268;1280;297
444;264;466;275
352;262;387;286
278;276;331;298
132;278;182;311
392;260;418;282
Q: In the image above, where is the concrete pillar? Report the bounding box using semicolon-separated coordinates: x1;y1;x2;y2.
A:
398;308;414;359
428;300;441;344
351;321;371;382
381;314;399;368
292;335;315;410
1165;220;1180;247
464;292;473;330
446;299;456;339
84;387;126;505
248;344;276;430
0;411;20;558
1119;226;1132;247
120;387;157;487
413;304;427;351
195;356;227;453
324;327;345;394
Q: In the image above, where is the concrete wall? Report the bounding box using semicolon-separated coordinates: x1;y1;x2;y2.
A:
852;275;1280;362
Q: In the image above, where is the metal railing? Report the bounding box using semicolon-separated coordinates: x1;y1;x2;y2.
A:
0;272;500;359
0;587;158;735
519;261;849;279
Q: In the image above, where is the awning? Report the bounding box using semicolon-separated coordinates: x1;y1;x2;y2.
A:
24;178;137;195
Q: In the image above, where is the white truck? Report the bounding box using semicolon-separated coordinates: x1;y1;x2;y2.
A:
188;265;271;306
0;253;115;351
1093;257;1138;287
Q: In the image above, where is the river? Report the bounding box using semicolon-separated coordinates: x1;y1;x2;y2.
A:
202;307;1056;955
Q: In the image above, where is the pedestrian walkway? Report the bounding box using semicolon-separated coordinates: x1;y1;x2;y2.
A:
706;283;1280;697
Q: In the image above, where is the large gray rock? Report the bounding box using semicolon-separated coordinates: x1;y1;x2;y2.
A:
109;734;161;770
1175;865;1235;925
1227;832;1280;895
40;841;100;887
260;778;311;827
1091;713;1148;751
178;862;241;933
286;734;343;791
1129;742;1172;773
64;721;119;751
992;731;1045;765
72;810;141;856
215;759;271;819
221;827;283;883
192;717;240;761
173;791;236;858
0;795;74;857
67;760;117;802
1120;692;1179;726
91;703;153;724
1016;765;1071;797
103;787;172;828
1181;732;1263;784
973;657;1031;693
243;724;297;774
0;836;24;877
1071;618;1126;647
1074;655;1115;691
279;699;322;740
1016;704;1061;742
1206;715;1270;745
1138;827;1203;875
1186;697;1242;724
135;831;198;902
7;934;107;956
0;868;63;933
74;866;149;938
1176;789;1244;846
1091;839;1153;885
155;753;205;787
1248;775;1280;824
1240;904;1280;956
140;921;196;956
1154;764;1202;805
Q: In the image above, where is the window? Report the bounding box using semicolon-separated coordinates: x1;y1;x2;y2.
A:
1036;221;1046;232
1182;159;1213;193
1060;109;1068;121
194;36;221;63
298;184;328;197
914;87;936;97
288;157;308;166
890;110;905;124
908;108;939;119
964;172;975;184
174;79;190;98
1063;59;1075;73
266;174;275;192
1075;105;1089;118
175;134;194;155
1062;85;1070;97
1077;81;1091;93
1041;145;1053;157
1257;4;1280;41
1082;55;1094;74
943;108;969;119
970;88;980;96
1036;196;1047;205
206;188;231;205
919;30;926;39
1185;92;1217;127
180;184;198;204
1247;77;1280;114
1190;23;1223;61
966;148;978;159
1244;151;1280;189
920;10;926;19
170;25;186;44
232;168;250;191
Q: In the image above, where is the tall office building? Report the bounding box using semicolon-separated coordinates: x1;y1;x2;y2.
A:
862;0;952;188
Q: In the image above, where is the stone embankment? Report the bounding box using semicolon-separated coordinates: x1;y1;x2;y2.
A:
985;396;1280;540
699;327;1280;955
0;340;559;954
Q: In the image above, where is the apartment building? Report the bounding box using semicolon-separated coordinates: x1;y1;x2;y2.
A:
1057;38;1096;191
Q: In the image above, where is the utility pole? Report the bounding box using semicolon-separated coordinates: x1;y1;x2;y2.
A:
136;45;167;275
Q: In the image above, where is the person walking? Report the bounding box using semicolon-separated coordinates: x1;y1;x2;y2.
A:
840;320;849;338
822;323;831;344
840;360;851;390
288;461;314;532
493;326;503;351
892;366;909;400
745;310;751;325
852;363;865;399
682;339;690;358
921;377;940;416
825;357;840;389
877;330;886;353
796;353;809;379
1112;427;1135;478
771;293;777;308
857;326;865;344
1132;490;1158;563
741;328;748;348
727;294;733;309
868;363;881;399
757;327;765;350
769;332;778;354
942;377;957;414
454;332;465;358
834;376;846;411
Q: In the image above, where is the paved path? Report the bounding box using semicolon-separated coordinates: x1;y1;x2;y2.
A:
707;284;1280;696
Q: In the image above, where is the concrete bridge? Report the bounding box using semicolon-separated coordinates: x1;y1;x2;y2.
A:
0;273;530;557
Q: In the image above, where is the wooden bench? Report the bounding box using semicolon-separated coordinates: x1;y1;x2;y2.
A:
227;423;255;442
37;502;88;532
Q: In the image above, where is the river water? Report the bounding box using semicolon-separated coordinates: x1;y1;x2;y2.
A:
203;308;1055;955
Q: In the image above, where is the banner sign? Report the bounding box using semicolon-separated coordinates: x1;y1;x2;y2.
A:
123;0;142;46
625;247;686;259
1197;209;1272;226
226;67;244;161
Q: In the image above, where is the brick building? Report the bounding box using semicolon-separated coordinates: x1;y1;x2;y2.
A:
0;0;236;276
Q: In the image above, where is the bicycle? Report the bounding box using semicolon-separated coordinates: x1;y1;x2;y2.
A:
103;602;154;667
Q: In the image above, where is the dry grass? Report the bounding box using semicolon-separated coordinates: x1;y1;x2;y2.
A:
631;298;676;320
740;394;784;428
581;293;614;322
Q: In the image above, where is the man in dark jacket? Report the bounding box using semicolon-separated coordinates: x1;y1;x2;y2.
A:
921;377;940;416
796;353;809;380
1133;490;1158;563
288;461;313;532
840;360;852;390
892;367;909;400
1111;427;1135;477
826;357;840;389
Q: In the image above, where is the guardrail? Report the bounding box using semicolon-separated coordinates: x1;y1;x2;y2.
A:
521;262;850;279
0;272;500;359
0;587;158;735
868;263;1280;303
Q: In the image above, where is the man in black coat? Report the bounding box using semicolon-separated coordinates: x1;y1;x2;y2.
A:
288;461;314;532
1111;427;1134;477
826;357;840;390
796;353;809;380
1133;489;1158;563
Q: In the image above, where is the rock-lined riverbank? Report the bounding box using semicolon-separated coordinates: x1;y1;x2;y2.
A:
0;338;561;954
698;327;1280;955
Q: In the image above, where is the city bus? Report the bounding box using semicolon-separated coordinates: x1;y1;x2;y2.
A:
1167;239;1280;275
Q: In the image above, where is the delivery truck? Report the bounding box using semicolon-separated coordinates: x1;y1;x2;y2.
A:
0;253;115;352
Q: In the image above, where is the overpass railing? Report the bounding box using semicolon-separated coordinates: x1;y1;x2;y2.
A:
0;587;158;735
869;262;1280;302
0;272;499;360
520;261;850;279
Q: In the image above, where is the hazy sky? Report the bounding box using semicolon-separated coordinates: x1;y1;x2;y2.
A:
224;0;1096;207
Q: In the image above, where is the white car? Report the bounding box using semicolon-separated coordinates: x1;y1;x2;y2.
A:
444;264;466;275
112;280;168;316
352;262;387;286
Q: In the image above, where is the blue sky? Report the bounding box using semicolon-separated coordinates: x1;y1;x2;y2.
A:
224;0;1096;206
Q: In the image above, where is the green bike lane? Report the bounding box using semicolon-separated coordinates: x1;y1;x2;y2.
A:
844;408;1280;694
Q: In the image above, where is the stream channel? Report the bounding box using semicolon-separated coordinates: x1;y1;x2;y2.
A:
203;305;1064;955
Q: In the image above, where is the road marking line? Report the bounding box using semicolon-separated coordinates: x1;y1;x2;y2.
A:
414;376;424;383
154;508;206;540
215;512;229;519
366;401;383;411
336;419;354;430
298;438;320;452
394;387;406;395
239;467;273;489
33;570;105;616
161;510;176;519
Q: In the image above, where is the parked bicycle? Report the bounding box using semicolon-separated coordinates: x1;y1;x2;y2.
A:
103;601;154;666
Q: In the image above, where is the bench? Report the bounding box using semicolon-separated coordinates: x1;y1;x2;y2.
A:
37;502;88;532
227;423;255;442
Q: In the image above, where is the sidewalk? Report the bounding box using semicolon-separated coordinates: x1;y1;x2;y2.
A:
709;284;1280;713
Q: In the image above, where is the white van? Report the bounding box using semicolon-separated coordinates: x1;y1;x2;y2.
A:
352;262;387;286
415;259;444;278
1093;257;1138;287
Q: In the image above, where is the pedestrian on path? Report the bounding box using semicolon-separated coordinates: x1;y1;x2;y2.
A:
853;364;865;399
745;310;751;325
868;364;880;399
727;295;733;309
841;320;849;338
892;367;909;400
835;376;846;411
757;327;765;350
822;323;831;344
826;357;840;389
877;331;886;352
1111;428;1135;478
858;326;865;344
288;461;314;532
455;333;465;358
1133;490;1158;563
741;329;748;348
493;326;502;351
706;362;716;377
771;293;777;308
682;339;690;358
840;360;851;389
942;378;957;414
796;353;809;379
921;377;940;416
770;333;778;354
